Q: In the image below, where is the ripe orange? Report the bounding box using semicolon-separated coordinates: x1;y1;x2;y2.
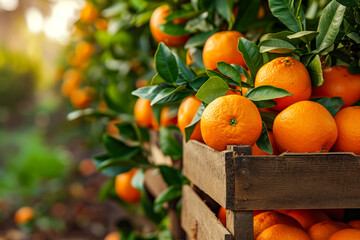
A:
151;106;178;130
332;106;360;154
203;31;246;70
328;228;360;240
78;159;96;176
252;131;278;156
218;206;226;227
115;169;141;203
200;95;262;151
276;209;330;230
307;220;348;240
61;69;81;97
75;41;94;62
348;220;360;229
311;66;360;107
177;95;203;142
80;1;98;24
149;5;190;47
273;101;338;153
134;98;153;128
255;57;312;111
253;211;302;239
104;231;120;240
14;206;34;225
95;18;108;31
70;88;93;109
106;119;122;137
257;224;310;240
186;50;193;66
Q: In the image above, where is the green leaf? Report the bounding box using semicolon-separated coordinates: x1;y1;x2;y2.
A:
206;69;239;86
154;185;182;212
132;85;170;100
287;31;319;43
307;55;324;87
310;97;345;116
245;85;292;101
316;0;346;52
159;22;190;36
215;0;233;23
93;154;132;177
238;38;262;85
300;53;317;67
185;30;218;48
269;0;305;32
141;195;166;224
189;76;208;91
217;62;243;85
256;122;273;154
131;169;145;192
353;99;360;106
253;100;277;109
185;102;205;142
260;31;299;45
259;39;296;53
165;9;200;21
335;0;357;7
103;134;141;158
67;109;117;121
159;127;183;159
150;74;167;85
195;76;229;104
155;43;178;83
259;111;277;130
150;86;186;105
158;165;182;186
348;32;360;43
233;0;261;32
175;54;195;85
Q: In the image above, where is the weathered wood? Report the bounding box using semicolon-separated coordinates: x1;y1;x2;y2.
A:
183;140;232;209
182;185;233;240
144;168;168;198
226;210;253;240
168;201;187;240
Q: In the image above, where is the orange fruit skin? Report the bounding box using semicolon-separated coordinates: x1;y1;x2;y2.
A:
257;224;310;240
332;106;360;154
252;131;279;156
160;107;178;127
254;211;302;239
177;95;203;142
104;231;120;240
218;206;226;227
80;2;98;24
70;88;93;109
14;206;34;225
276;209;330;230
273;101;338;153
115;169;141;203
134;98;153;128
75;41;94;62
255;57;312;111
107;119;122;137
307;220;348;240
150;5;190;48
61;69;81;97
78;159;96;176
95;18;108;31
329;228;360;240
203;31;247;70
200;95;262;151
311;66;360;108
348;220;360;229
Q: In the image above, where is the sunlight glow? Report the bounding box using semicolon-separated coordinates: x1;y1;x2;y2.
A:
0;0;18;11
25;8;44;34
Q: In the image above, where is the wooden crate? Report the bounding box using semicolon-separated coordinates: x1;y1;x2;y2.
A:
182;140;360;240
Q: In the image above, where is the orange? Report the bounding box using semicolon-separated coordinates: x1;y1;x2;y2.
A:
311;66;360;107
61;69;81;97
254;211;302;239
324;209;345;221
115;169;141;203
177;95;203;142
104;231;120;240
70;88;93;109
80;1;98;24
200;95;262;151
332;106;360;154
151;106;178;130
218;206;226;227
307;220;348;240
186;50;192;66
276;209;330;230
255;57;312;111
149;5;190;47
106;119;121;137
273;101;338;153
252;131;278;156
348;220;360;229
257;224;310;240
254;210;267;216
135;79;148;89
14;206;34;225
203;31;246;70
134;98;153;128
75;41;94;61
78;159;96;176
329;228;360;240
95;18;108;31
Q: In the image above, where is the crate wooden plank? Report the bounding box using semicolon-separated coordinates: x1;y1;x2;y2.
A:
182;185;233;240
233;153;360;210
183;140;234;209
149;130;173;166
144;168;168;198
226;210;253;240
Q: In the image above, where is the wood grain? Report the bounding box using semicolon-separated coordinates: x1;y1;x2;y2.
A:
226;210;253;240
182;185;233;240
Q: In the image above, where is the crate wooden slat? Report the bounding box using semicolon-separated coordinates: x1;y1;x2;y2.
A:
183;140;360;211
182;185;233;240
144;168;168;198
